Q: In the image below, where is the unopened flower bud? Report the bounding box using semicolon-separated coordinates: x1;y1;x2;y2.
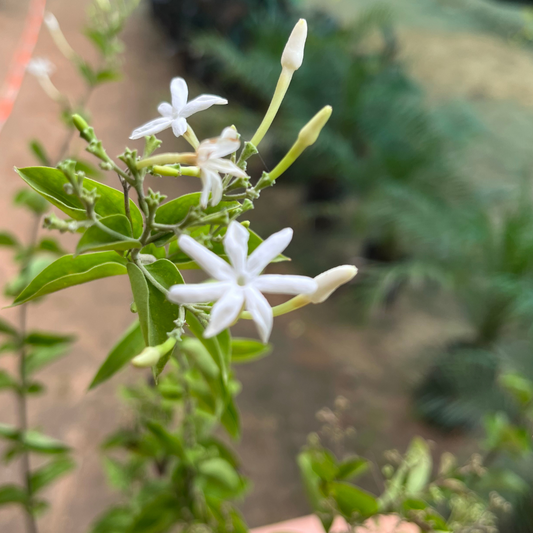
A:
131;347;161;368
308;265;357;304
44;12;59;31
131;337;177;368
281;19;308;72
298;106;333;149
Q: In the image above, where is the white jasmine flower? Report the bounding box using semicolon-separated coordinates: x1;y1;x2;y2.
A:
196;127;247;208
27;58;55;79
281;19;308;72
130;77;227;140
168;222;318;343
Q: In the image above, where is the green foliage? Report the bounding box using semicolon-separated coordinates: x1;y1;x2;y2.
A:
12;252;128;306
300;400;503;532
90;321;145;389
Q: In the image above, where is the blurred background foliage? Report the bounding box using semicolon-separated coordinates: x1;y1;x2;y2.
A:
148;0;533;529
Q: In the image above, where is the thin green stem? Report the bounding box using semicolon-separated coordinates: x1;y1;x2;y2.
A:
17;215;41;533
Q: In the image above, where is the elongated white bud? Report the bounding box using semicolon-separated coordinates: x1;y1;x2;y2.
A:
298;105;333;149
281;19;308;72
44;12;59;31
131;337;177;368
308;265;358;303
131;347;161;368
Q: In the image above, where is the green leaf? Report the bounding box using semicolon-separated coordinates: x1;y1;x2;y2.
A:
30;456;75;493
231;338;271;364
405;437;432;496
128;492;180;533
298;452;325;512
186;311;228;384
0;485;27;506
76;215;141;255
0;370;18;391
221;396;241;440
25;331;76;346
329;482;379;517
336;456;369;481
127;260;183;347
145;421;184;458
13;189;48;215
0;423;18;440
309;449;338;482
0;231;19;248
154;192;239;244
12;252;128;306
36;237;67;256
15;166;143;237
197;457;245;499
29;140;51;165
0;317;17;336
90;506;133;533
23;431;70;454
89;321;144;389
26;344;70;374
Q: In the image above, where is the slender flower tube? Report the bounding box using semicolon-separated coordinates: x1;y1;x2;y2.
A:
27;58;64;103
168;222;317;343
241;265;358;319
250;19;308;147
196;127;248;208
268;105;332;182
130;77;227;140
44;13;77;61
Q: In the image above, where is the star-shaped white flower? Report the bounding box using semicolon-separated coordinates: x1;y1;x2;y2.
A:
27;58;55;79
168;222;318;343
196;127;247;208
130;77;227;140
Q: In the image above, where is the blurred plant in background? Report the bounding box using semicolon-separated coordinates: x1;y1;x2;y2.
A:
299;398;507;533
0;1;138;530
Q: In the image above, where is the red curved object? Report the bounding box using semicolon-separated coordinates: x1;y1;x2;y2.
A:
0;0;47;136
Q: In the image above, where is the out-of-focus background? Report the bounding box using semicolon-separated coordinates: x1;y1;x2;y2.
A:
3;0;533;531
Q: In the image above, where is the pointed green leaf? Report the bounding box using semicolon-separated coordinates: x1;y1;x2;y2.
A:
0;231;19;248
36;237;67;256
30;456;75;493
336;456;369;481
0;370;18;391
0;423;18;440
127;260;183;347
0;317;17;336
25;331;76;346
76;215;141;255
0;485;27;506
15;166;143;237
29;140;51;165
23;431;70;454
186;311;227;384
12;252;128;306
221;397;241;440
231;338;271;364
145;421;185;458
329;482;379;517
14;188;48;215
89;321;145;389
26;344;70;374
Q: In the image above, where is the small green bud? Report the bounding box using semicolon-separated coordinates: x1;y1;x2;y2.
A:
241;199;254;212
72;114;95;142
63;183;74;195
382;464;394;478
131;347;161;368
130;302;137;313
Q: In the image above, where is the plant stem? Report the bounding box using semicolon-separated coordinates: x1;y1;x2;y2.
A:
17;214;41;533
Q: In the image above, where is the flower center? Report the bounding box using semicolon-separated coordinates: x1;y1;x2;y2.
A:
236;274;247;287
